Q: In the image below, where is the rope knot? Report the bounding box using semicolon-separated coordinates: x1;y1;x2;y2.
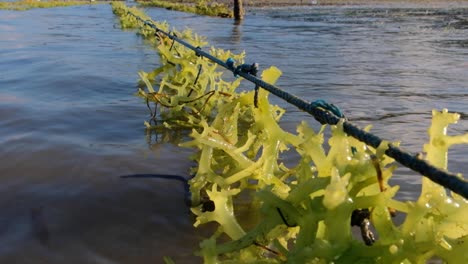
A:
310;99;345;119
194;46;202;57
234;63;259;77
225;58;259;77
226;58;235;71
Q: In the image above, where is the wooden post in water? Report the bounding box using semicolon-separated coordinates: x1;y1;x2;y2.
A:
234;0;244;21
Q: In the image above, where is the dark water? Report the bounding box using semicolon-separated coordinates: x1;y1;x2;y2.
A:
1;3;468;263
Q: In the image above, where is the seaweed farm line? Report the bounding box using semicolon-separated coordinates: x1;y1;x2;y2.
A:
1;2;468;263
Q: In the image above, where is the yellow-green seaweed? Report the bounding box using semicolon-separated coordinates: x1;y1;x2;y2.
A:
112;3;468;263
137;0;232;18
0;0;97;11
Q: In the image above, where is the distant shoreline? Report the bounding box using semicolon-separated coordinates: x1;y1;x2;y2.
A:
215;0;468;7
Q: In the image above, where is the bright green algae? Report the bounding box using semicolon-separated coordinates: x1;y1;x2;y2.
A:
137;0;232;18
112;3;468;263
0;0;98;11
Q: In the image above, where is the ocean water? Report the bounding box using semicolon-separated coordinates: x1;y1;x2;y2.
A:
0;3;467;263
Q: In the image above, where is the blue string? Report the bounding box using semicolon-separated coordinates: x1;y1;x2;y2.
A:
310;99;345;119
226;58;235;71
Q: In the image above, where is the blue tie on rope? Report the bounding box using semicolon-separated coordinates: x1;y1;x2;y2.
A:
226;58;235;71
226;58;259;77
310;99;345;119
124;10;468;200
226;58;260;107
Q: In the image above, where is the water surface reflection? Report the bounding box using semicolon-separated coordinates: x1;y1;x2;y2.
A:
1;3;468;263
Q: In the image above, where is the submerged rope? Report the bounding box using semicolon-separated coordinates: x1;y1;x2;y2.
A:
126;11;468;199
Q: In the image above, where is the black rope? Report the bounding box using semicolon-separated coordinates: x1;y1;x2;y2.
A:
146;97;158;125
194;64;203;85
169;33;177;51
187;64;203;97
127;12;468;200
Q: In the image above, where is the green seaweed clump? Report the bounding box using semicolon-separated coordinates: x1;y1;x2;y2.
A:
112;3;468;263
137;0;232;18
0;0;97;11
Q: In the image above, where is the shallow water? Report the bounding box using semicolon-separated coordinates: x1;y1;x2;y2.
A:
0;2;468;263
